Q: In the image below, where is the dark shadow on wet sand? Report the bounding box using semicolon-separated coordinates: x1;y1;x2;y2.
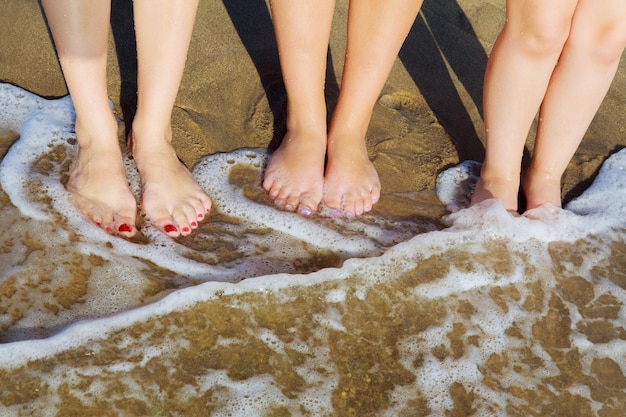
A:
109;0;488;163
221;0;340;152
400;0;487;162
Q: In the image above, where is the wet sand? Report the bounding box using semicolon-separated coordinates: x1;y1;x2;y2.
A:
1;0;625;415
2;0;624;201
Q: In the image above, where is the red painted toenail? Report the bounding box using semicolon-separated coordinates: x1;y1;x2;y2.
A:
164;224;177;233
182;227;190;233
191;221;198;228
118;224;132;233
105;227;113;233
197;213;204;219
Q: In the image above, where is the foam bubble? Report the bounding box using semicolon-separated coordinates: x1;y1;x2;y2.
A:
0;82;431;286
2;83;626;416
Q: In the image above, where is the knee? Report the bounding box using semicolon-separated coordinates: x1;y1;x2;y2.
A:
504;15;571;59
574;19;626;66
520;23;571;58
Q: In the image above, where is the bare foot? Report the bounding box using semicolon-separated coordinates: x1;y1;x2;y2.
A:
263;129;326;216
67;119;137;238
522;167;562;211
470;174;520;213
129;129;212;238
323;135;380;217
523;202;563;221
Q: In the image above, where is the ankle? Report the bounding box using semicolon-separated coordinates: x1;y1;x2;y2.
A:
522;167;563;209
74;115;120;149
127;125;174;157
326;130;369;159
130;114;173;140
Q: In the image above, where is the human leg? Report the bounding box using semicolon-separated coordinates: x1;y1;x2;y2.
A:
130;0;212;237
323;0;423;217
41;0;138;237
262;0;336;216
471;0;578;212
523;0;626;210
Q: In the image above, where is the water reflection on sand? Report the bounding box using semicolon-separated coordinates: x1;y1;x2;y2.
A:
1;84;625;416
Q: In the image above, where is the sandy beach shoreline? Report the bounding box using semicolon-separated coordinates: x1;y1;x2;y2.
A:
2;0;624;202
1;1;626;416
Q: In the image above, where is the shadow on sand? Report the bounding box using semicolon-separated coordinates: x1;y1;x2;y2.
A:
109;0;488;162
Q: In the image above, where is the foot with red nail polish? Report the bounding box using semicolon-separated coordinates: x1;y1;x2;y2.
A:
118;223;133;233
66;116;137;238
163;224;178;234
129;126;212;238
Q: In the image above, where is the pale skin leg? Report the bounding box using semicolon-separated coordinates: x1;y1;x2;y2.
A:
265;0;423;217
472;0;626;213
263;0;336;216
471;0;578;212
323;0;423;216
41;0;138;237
523;0;626;210
129;0;212;237
42;0;210;238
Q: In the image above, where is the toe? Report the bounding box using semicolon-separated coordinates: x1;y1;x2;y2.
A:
284;196;300;212
162;223;180;237
198;194;212;214
298;205;313;216
297;195;319;216
114;218;136;237
190;198;211;223
179;206;198;236
99;211;116;234
353;199;365;217
323;191;342;213
149;209;181;237
273;198;286;210
371;185;381;206
262;174;275;193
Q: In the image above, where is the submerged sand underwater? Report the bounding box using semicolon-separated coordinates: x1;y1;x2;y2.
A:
1;83;626;416
1;0;626;415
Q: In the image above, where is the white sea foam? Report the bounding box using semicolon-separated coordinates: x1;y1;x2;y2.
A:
1;83;625;416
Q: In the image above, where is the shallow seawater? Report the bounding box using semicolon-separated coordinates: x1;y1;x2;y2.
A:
0;83;625;416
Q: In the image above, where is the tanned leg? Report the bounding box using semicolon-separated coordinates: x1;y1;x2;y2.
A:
130;0;212;237
471;0;578;212
323;0;423;217
41;0;138;237
523;0;626;210
263;0;336;216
